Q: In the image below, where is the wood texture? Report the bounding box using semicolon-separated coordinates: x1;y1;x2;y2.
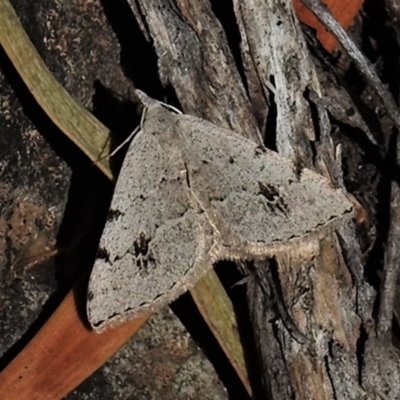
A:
0;0;367;398
129;1;369;398
0;0;250;395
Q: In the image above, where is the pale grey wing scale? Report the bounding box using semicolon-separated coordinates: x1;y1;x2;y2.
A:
87;117;214;332
174;114;353;260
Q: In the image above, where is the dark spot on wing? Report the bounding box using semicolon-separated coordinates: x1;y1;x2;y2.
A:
96;247;110;261
93;320;105;328
258;182;279;202
258;182;289;214
134;232;150;257
107;209;123;222
132;233;156;270
254;146;267;157
154;293;163;301
293;163;303;181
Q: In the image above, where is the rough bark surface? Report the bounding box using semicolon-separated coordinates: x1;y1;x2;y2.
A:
129;0;400;398
0;0;230;398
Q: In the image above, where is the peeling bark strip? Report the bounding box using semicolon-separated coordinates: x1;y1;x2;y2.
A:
124;0;384;398
128;0;261;143
306;0;400;343
233;0;320;164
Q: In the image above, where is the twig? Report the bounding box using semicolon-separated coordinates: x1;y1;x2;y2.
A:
301;0;400;338
301;0;400;134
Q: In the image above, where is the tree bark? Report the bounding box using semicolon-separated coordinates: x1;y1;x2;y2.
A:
129;0;400;398
1;0;399;398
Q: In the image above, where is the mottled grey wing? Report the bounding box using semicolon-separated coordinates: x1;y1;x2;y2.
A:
87;122;213;332
175;114;353;260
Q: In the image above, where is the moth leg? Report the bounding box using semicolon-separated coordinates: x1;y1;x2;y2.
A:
108;125;141;159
